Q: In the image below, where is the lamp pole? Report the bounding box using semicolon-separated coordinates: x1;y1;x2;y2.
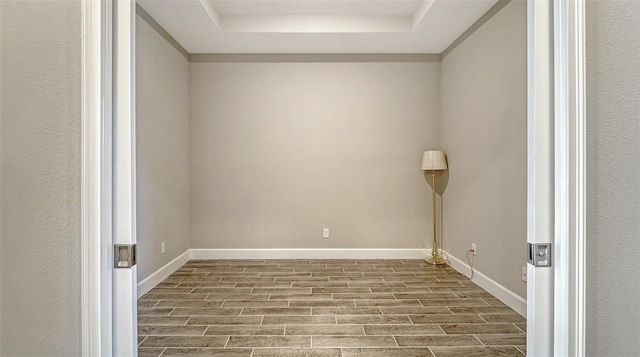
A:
431;171;438;263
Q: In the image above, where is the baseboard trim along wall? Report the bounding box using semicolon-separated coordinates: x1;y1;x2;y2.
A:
190;248;429;260
138;248;527;317
138;250;191;298
444;250;527;317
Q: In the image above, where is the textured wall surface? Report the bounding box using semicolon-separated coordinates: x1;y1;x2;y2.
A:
586;1;640;355
190;61;440;249
0;0;82;355
440;1;527;298
136;15;191;281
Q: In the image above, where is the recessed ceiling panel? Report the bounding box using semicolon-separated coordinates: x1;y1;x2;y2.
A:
137;0;500;53
211;0;423;16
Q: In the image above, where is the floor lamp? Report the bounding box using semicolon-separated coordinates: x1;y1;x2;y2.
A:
421;150;448;265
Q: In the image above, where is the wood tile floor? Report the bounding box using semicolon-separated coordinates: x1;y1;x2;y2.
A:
138;259;526;357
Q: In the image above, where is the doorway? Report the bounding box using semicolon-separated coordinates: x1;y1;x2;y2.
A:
82;0;588;354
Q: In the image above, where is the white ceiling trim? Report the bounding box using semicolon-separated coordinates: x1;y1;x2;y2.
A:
189;53;441;63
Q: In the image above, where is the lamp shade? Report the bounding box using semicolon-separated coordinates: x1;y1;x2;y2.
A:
421;150;447;170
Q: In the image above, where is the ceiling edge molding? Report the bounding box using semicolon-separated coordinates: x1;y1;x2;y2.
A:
189;53;441;63
136;4;190;61
440;0;512;59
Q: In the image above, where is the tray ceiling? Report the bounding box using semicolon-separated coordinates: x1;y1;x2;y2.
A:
137;0;500;53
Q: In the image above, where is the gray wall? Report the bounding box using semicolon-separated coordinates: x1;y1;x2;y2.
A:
0;0;82;355
440;1;527;298
586;1;640;355
189;60;440;249
136;14;191;281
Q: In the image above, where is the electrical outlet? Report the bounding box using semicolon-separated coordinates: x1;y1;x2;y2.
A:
161;242;166;255
323;228;330;238
471;243;477;255
522;266;527;282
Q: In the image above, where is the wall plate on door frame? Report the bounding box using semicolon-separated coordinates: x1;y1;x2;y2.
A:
114;244;137;268
527;243;551;267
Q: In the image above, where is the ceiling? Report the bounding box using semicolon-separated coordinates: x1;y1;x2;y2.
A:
137;0;499;54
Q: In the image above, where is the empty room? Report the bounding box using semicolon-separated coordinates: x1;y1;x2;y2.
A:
134;0;527;356
4;0;640;355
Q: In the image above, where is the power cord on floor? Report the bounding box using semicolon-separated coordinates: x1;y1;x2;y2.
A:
466;249;475;279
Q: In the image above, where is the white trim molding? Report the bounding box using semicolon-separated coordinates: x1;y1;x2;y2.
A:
112;0;138;354
138;250;191;297
81;0;102;352
81;0;113;355
554;0;572;353
571;0;586;353
138;248;430;297
527;0;555;355
190;248;429;260
445;251;527;317
554;0;587;355
139;248;526;319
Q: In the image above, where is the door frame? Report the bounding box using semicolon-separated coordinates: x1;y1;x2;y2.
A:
552;0;586;355
527;0;586;355
81;0;587;354
81;0;113;354
526;0;555;353
112;0;139;354
82;0;138;355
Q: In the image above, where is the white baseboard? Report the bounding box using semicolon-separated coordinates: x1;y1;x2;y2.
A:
139;248;427;297
189;248;429;260
137;248;525;318
137;250;191;298
444;250;526;317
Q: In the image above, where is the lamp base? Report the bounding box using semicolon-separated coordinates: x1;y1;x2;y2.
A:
425;256;448;266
